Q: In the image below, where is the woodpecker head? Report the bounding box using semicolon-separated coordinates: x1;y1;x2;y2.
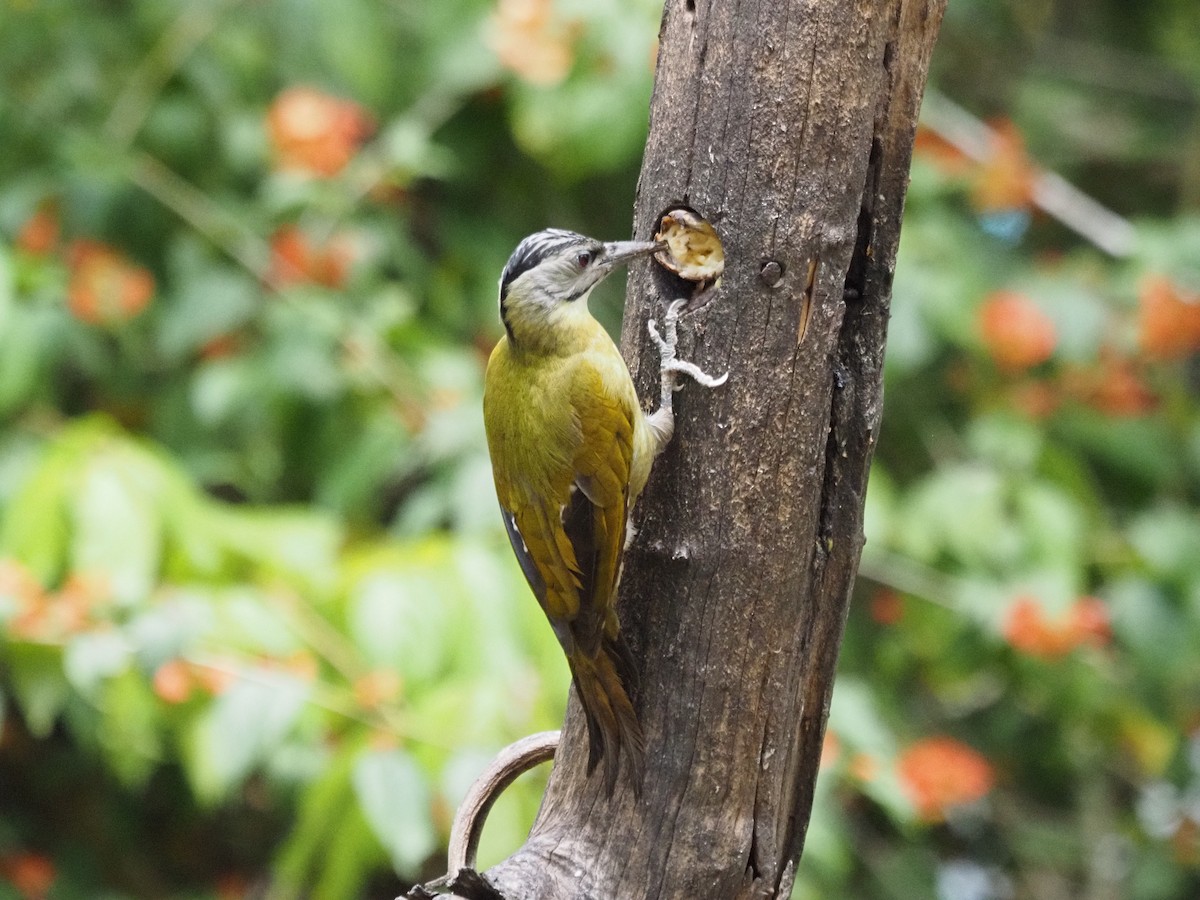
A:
498;228;661;349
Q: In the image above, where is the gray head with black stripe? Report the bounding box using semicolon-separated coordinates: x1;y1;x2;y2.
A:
497;228;661;348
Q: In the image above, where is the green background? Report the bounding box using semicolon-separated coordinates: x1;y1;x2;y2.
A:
1;0;1199;898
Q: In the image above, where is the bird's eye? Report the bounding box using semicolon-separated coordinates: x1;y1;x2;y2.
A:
576;251;593;269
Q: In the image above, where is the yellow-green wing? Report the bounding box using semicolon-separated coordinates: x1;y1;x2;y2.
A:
485;346;644;787
486;356;634;656
564;363;635;653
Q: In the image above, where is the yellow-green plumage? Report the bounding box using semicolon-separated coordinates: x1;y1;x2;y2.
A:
484;313;656;792
482;228;728;795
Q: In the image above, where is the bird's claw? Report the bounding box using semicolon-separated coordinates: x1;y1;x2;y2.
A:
649;298;727;409
663;297;689;323
663;359;729;389
647;317;667;352
647;299;690;353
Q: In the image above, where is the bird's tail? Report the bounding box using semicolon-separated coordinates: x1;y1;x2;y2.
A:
570;634;644;796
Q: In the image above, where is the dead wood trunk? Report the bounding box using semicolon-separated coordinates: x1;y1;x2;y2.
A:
445;0;944;897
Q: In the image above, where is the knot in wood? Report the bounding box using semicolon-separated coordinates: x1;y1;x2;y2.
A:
759;260;784;288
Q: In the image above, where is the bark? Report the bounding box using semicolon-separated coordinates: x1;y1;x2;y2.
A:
429;0;943;896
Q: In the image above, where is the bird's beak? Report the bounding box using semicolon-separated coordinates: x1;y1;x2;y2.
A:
600;239;665;271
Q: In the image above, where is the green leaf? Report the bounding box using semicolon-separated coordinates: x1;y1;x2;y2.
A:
893;464;1020;572
63;630;133;696
0;306;57;417
863;467;898;551
311;806;386;900
1052;410;1179;494
1105;577;1188;665
189;357;259;427
315;413;411;518
0;434;74;583
213;586;303;657
4;641;68;738
352;747;437;874
209;506;342;592
1127;505;1200;584
69;451;164;604
124;590;214;668
157;268;258;361
829;678;898;760
186;670;311;803
1013;481;1085;572
345;545;457;680
312;0;394;106
0;245;12;319
95;668;161;788
273;742;358;897
828;679;911;823
965;413;1044;472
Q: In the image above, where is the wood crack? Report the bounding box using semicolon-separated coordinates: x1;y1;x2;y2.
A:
816;133;881;558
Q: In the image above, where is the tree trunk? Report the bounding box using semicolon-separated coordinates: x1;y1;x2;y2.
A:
457;0;943;897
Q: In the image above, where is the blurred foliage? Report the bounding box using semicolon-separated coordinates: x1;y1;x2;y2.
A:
0;0;1198;899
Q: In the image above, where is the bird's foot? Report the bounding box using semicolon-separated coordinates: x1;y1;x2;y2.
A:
648;299;729;411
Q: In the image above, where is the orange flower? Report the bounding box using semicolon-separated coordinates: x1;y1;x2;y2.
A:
266;86;372;178
1173;817;1200;867
66;240;155;325
913;125;971;175
199;333;244;360
153;659;195;705
898;736;994;822
979;290;1056;372
1003;595;1111;659
1008;379;1062;420
55;571;110;632
489;0;579;86
1138;274;1200;361
6;565;51;639
7;602;49;641
369;728;401;751
190;660;236;696
971;119;1036;213
154;658;238;703
277;650;320;682
6;569;108;641
1003;595;1073;658
869;589;904;625
216;873;251;900
1067;596;1111;647
353;669;403;710
0;852;56;900
848;752;879;783
267;225;355;289
0;558;43;605
16;203;60;257
819;729;842;769
1065;355;1156;417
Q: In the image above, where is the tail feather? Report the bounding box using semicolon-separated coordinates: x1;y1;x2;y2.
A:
570;638;644;795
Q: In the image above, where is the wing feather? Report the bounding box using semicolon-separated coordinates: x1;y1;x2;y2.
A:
564;366;635;651
487;353;635;647
485;343;644;790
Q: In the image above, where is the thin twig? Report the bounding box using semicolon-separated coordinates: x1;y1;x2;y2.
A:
106;0;245;147
185;653;455;752
129;148;430;412
128;150;273;279
919;90;1137;257
856;547;962;612
261;585;365;683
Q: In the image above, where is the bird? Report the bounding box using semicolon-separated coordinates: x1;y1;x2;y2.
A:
482;228;727;794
